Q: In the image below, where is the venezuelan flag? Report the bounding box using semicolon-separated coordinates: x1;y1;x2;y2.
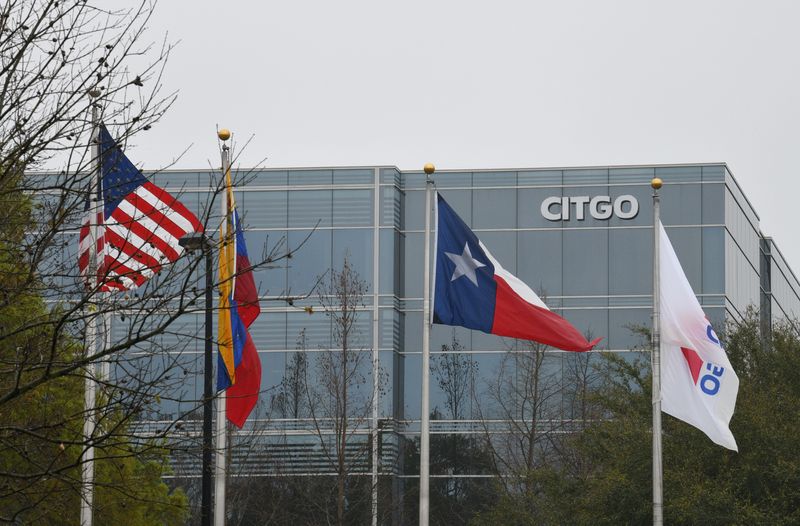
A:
217;168;261;428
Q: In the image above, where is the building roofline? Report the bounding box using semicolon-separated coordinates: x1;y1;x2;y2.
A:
140;161;730;174
28;161;731;176
719;163;760;223
763;236;800;292
400;161;729;173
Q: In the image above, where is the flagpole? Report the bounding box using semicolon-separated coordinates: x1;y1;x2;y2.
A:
651;176;664;526
80;90;102;526
214;131;232;526
419;163;435;526
371;166;380;526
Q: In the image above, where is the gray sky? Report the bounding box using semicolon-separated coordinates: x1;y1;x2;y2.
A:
128;1;800;269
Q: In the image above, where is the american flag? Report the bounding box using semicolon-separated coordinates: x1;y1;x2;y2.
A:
78;125;203;291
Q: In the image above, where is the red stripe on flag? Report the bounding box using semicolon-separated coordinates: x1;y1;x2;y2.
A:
110;208;180;261
78;252;89;274
100;275;129;291
234;253;260;328
226;331;261;429
143;182;204;233
491;275;600;352
123;192;188;241
104;228;162;272
102;255;148;287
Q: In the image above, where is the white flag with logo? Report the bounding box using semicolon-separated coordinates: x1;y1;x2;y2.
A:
659;222;739;451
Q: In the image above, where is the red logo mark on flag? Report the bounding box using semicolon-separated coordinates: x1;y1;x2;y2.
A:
681;347;703;384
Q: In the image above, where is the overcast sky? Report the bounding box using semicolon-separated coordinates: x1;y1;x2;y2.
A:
125;1;800;269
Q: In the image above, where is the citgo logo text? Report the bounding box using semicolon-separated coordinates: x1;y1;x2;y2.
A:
540;195;639;221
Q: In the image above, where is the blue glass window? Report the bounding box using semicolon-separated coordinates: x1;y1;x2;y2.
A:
403;232;423;298
660;183;702;226
608;308;651;350
246;230;287;296
563;168;608;185
288;312;331;349
250;170;288;186
518;230;562;298
404;190;425;230
333;168;373;185
288;190;332;227
333;228;373;286
332;189;373;226
517;170;562;186
609;228;652;295
472;170;516;187
665;226;702;293
288;169;332;186
379;229;400;295
702;227;725;294
563;229;608;296
240;191;287;228
472;189;515;229
431;171;471;188
702;182;724;224
288;229;331;294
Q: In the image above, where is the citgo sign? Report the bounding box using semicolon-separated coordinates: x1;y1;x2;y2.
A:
540;195;639;221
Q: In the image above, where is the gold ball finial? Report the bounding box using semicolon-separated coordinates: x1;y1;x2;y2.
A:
651;177;663;190
217;128;231;141
423;163;435;175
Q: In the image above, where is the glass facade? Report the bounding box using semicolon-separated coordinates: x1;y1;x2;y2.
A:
93;163;800;518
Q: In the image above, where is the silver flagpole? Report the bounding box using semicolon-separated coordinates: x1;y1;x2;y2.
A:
419;163;435;526
80;90;102;526
214;133;231;526
371;167;380;526
651;176;664;526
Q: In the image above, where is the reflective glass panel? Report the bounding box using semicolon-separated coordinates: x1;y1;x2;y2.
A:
333;228;373;286
472;189;516;229
288;229;331;294
288;190;332;227
333;189;373;226
563;229;608;296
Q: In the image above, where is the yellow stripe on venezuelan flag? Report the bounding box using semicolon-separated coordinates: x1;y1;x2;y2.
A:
218;166;237;384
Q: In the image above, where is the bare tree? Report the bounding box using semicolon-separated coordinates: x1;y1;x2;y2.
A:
474;338;564;495
272;329;310;420
297;258;386;526
432;330;477;422
0;1;192;522
469;326;605;526
0;2;314;521
427;331;496;526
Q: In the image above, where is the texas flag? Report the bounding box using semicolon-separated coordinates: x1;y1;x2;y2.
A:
433;193;601;352
659;222;738;450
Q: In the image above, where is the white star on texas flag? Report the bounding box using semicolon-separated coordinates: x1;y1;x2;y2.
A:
445;242;485;287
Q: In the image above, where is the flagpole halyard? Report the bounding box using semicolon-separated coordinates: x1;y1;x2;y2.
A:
651;176;664;526
419;162;435;526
